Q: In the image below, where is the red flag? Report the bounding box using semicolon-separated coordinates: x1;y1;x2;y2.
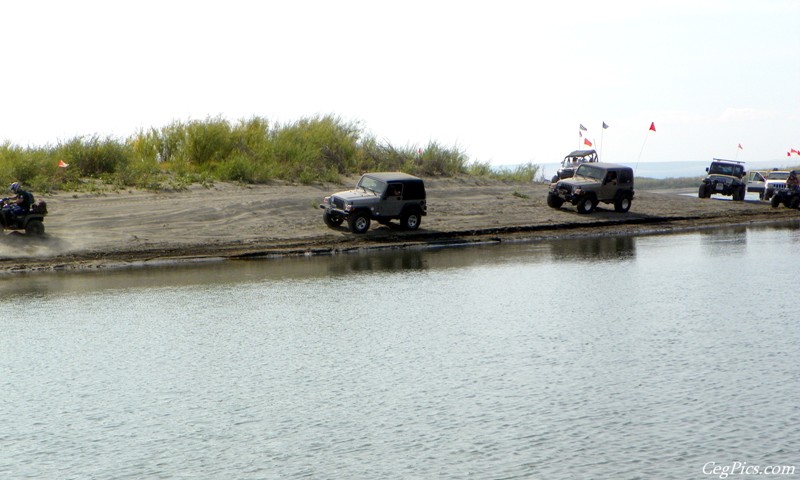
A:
788;152;792;157
791;149;798;154
58;160;69;168
584;138;593;147
649;122;656;132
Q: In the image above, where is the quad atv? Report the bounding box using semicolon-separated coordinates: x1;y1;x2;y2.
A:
0;200;47;235
770;188;800;210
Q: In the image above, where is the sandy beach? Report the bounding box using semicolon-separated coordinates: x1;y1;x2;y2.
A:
0;177;797;273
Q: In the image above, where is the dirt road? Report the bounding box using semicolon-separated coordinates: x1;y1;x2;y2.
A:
1;177;797;273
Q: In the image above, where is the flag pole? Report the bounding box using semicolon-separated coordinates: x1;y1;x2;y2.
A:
599;122;609;161
635;122;656;173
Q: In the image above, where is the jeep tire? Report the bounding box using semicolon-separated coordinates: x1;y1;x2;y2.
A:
547;193;564;209
400;209;422;230
576;195;596;214
790;196;800;209
614;193;632;213
323;211;344;228
348;212;371;234
698;184;709;198
771;195;781;208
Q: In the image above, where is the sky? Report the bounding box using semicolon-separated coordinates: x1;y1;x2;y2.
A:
1;0;799;167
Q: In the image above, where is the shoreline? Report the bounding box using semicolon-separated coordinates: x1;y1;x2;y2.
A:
0;179;797;275
2;211;796;275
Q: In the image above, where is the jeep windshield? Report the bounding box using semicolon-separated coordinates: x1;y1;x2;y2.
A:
357;176;386;195
574;164;606;182
709;162;743;177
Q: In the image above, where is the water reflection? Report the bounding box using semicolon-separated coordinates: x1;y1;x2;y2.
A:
545;234;636;262
1;221;798;299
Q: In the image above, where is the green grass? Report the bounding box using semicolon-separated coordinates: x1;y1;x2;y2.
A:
0;114;542;192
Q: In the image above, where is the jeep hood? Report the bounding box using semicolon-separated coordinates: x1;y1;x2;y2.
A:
558;176;596;188
331;189;379;202
706;174;739;183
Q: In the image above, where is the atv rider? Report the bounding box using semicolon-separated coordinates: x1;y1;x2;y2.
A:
787;171;799;191
2;182;34;223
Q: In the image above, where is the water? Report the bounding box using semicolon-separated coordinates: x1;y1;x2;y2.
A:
1;224;799;479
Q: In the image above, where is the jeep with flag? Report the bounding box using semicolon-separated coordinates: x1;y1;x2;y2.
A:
698;159;747;201
547;162;635;214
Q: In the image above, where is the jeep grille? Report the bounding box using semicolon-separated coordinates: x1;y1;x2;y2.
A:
331;196;345;210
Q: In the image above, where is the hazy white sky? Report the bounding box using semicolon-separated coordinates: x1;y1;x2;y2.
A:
1;0;798;166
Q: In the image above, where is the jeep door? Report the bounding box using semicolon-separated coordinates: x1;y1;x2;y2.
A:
746;171;766;193
599;171;619;201
380;182;405;217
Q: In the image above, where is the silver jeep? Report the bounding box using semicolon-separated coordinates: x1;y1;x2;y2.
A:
320;172;427;234
547;162;635;214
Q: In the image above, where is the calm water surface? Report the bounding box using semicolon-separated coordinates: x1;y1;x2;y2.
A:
1;223;799;479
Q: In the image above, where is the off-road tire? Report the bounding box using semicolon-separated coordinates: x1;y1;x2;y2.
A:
576;195;596;214
25;220;44;236
771;195;781;208
547;193;564;209
400;210;422;230
323;211;343;228
614;193;632;213
790;196;800;209
348;212;371;234
698;184;708;198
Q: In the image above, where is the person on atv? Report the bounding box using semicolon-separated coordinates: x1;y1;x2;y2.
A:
2;182;34;222
787;171;799;191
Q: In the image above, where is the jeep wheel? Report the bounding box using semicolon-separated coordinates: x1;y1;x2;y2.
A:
790;196;800;209
323;211;343;228
576;196;596;214
614;194;632;213
400;210;422;230
547;193;564;209
733;185;745;201
771;195;781;208
25;220;45;236
348;212;371;234
698;184;708;198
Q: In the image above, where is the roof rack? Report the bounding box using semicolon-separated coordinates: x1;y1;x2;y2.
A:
712;158;745;164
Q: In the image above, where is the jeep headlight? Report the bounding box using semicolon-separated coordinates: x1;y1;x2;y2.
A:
344;202;353;212
323;196;331;205
574;187;583;195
